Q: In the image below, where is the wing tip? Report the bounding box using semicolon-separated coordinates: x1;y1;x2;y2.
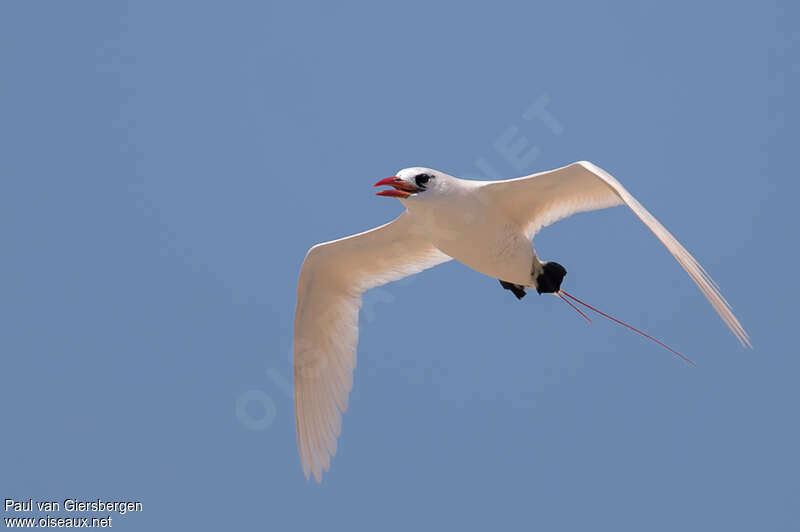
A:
736;329;753;349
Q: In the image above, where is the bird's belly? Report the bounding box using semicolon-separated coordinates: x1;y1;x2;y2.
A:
427;213;535;286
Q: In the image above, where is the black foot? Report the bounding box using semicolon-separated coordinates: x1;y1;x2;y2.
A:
499;280;527;300
535;262;567;294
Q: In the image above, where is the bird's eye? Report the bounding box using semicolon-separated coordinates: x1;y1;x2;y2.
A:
414;173;432;188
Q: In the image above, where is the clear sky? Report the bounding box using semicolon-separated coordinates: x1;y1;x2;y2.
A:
1;1;797;530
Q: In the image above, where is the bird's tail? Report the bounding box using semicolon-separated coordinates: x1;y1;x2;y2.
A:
556;289;696;367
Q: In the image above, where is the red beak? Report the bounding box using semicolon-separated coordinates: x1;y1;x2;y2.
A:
373;177;419;198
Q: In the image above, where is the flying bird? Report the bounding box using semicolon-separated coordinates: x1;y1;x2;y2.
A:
293;161;750;482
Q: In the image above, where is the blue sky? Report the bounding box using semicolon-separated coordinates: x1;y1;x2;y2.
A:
1;1;797;530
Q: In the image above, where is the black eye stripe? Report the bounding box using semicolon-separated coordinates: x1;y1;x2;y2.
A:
414;173;432;188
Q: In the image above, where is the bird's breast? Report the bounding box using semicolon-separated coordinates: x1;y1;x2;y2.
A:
415;195;536;286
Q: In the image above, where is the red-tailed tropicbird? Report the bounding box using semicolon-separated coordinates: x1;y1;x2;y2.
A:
293;161;750;482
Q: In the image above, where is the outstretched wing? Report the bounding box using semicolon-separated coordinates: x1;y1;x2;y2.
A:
293;212;451;482
479;161;751;347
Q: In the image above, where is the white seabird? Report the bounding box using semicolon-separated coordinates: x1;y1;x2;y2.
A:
293;161;750;482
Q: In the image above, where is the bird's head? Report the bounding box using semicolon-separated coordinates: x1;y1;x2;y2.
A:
374;167;449;200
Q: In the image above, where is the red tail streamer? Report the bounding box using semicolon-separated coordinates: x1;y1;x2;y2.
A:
555;292;592;324
559;290;696;367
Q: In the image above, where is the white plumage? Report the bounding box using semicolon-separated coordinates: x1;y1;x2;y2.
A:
293;161;750;482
